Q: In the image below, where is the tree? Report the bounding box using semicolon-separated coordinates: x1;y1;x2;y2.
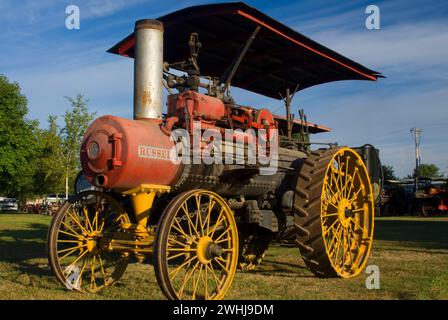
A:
60;95;96;197
34;116;65;196
415;163;441;178
33;95;96;198
382;165;397;181
0;75;40;199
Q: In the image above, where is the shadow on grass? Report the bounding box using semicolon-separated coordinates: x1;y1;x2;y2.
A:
246;256;313;278
0;223;53;277
375;219;448;250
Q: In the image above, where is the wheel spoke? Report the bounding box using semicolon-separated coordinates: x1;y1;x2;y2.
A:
206;263;221;288
208;209;225;238
57;239;81;244
58;229;82;239
66;209;89;233
342;156;349;198
327;224;342;257
194;194;203;235
60;219;83;238
169;255;197;279
57;244;86;254
330;169;342;201
58;246;83;261
168;252;188;261
351;218;364;232
323;219;339;236
63;249;89;273
168;236;192;248
346;169;359;203
191;264;201;300
214;256;228;272
214;226;231;242
348;188;362;205
97;254;108;285
83;207;94;232
182;203;201;238
202;199;216;233
90;255;96;290
171;220;196;242
177;260;200;299
321;212;338;218
74;256;88;289
204;263;209;300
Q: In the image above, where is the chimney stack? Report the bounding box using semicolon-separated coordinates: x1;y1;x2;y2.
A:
133;19;164;120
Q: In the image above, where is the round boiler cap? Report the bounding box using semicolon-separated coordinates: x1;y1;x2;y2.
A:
135;19;164;31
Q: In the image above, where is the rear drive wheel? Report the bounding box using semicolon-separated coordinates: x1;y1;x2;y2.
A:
294;148;374;278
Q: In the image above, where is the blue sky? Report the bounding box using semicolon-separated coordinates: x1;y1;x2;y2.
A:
1;0;447;177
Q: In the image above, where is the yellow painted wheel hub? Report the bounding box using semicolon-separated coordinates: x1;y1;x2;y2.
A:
196;236;213;264
337;198;353;228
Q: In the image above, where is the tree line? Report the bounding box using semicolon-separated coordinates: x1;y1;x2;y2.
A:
0;75;95;200
382;164;443;181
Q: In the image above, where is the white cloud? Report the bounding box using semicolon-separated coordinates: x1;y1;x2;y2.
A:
8;58;134;124
81;0;146;19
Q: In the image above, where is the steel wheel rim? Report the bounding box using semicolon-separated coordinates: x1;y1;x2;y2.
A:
321;148;374;278
48;192;130;292
156;190;238;300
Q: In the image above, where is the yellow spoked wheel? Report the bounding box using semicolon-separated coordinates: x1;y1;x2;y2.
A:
48;191;131;292
294;148;374;278
154;189;238;300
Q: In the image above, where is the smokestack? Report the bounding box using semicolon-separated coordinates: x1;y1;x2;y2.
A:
133;19;164;120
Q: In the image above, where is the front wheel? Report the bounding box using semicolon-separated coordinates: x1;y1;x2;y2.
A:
154;189;239;300
47;191;131;292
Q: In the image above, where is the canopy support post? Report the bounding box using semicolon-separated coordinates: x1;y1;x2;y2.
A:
279;83;300;141
220;25;261;89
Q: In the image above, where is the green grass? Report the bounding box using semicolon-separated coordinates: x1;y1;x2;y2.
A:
0;213;447;300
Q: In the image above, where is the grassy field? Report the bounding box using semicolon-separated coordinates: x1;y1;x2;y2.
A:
0;213;447;300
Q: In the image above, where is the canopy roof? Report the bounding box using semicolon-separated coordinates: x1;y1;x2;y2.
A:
108;2;382;99
273;115;331;134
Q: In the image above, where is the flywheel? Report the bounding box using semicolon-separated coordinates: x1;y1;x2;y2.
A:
294;147;374;278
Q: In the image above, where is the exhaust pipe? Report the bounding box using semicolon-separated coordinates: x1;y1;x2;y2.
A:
133;19;164;120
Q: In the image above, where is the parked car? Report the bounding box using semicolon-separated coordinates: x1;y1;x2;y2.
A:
1;198;19;212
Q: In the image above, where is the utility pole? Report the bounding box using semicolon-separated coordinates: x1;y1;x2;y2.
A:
411;128;423;191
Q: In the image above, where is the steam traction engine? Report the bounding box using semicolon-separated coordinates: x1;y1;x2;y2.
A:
47;3;383;299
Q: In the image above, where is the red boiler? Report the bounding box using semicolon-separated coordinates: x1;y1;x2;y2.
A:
80;115;181;190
